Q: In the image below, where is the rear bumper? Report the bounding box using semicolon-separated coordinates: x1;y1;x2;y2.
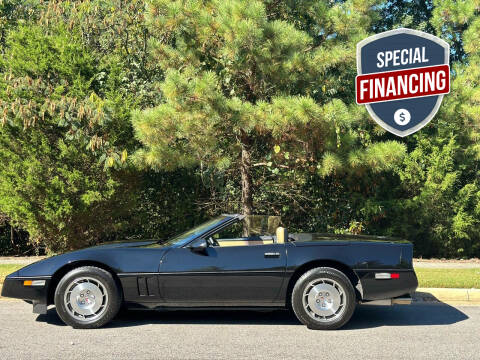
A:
355;269;418;301
1;276;51;313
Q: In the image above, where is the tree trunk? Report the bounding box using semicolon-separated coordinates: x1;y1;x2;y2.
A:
240;131;254;235
10;224;14;246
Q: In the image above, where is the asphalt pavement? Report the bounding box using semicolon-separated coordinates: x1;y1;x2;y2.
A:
0;301;479;360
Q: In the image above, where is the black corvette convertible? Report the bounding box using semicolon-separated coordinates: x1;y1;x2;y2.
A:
2;214;418;330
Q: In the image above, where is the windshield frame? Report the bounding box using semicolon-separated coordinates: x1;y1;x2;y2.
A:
162;215;236;248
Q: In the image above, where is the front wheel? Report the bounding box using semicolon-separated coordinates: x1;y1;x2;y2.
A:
54;266;122;329
291;267;356;330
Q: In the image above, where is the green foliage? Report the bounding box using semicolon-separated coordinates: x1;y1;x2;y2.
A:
0;0;479;258
0;25;137;251
0;0;209;253
133;0;406;220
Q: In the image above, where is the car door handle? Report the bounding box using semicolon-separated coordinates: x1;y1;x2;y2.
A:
264;252;280;258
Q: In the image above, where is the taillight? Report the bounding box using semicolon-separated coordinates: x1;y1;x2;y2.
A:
375;272;400;279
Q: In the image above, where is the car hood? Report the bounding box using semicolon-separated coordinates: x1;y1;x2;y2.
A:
14;239;170;277
85;239;161;250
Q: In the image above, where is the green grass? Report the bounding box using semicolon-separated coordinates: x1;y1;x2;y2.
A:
1;263;479;289
415;268;480;289
0;264;23;284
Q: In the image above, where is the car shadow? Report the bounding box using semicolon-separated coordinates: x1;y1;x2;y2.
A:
344;303;468;330
36;301;469;330
35;308;299;327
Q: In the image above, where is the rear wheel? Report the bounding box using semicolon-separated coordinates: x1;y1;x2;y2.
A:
54;266;122;329
291;267;356;330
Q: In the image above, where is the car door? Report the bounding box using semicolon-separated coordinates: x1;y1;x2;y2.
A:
158;242;287;306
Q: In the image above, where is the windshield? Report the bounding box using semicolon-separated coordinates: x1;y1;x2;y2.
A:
161;216;230;247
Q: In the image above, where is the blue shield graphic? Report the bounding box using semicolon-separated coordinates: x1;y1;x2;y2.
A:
357;28;450;137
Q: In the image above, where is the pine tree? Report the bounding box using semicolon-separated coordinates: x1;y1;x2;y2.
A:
132;0;406;215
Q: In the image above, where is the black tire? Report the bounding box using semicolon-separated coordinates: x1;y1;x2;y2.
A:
54;266;122;329
291;267;356;330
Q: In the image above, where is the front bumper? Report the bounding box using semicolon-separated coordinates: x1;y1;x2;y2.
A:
1;276;51;314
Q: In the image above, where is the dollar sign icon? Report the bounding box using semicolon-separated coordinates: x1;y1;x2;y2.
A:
394;109;411;126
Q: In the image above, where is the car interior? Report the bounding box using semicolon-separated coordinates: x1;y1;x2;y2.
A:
210;215;288;247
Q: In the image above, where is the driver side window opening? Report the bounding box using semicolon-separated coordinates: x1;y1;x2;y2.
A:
211;216;284;247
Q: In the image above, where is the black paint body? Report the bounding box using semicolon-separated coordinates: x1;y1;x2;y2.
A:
2;215;417;310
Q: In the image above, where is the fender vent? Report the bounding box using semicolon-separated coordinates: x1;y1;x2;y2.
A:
137;276;158;297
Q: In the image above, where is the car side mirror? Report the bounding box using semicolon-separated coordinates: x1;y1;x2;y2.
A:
189;238;208;254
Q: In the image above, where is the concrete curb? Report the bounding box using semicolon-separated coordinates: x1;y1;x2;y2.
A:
415;287;480;305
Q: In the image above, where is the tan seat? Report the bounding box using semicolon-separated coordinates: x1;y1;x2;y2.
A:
276;227;287;244
217;238;275;247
